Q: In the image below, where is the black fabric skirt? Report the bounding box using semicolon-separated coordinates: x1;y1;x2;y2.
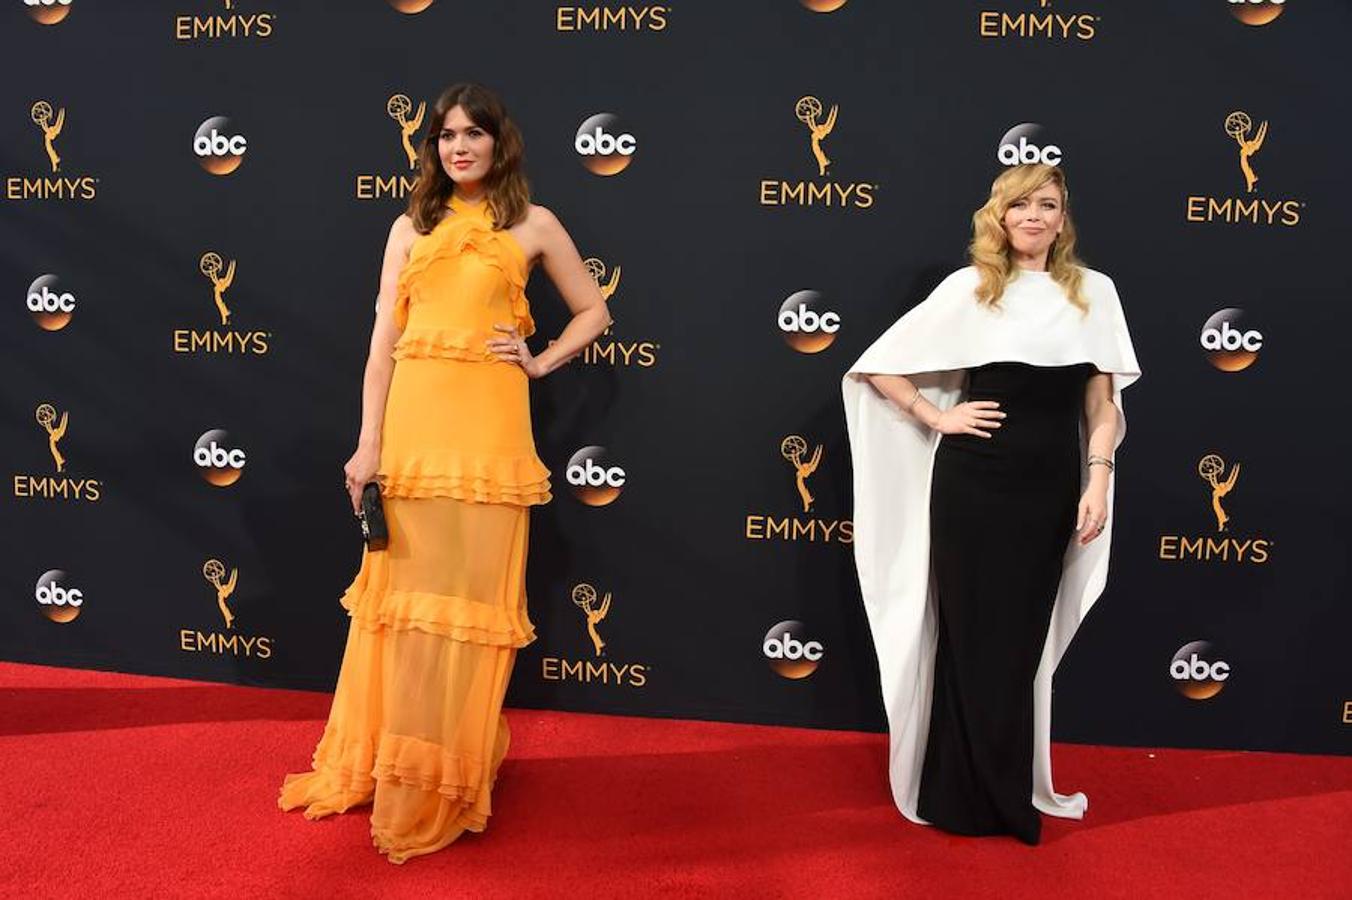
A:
918;362;1091;845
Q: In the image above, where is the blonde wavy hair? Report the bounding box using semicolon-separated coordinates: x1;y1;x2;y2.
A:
969;164;1085;311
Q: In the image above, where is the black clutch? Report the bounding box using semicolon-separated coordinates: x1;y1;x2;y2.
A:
358;481;388;550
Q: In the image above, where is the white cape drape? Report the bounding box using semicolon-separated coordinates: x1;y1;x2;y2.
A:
842;266;1140;823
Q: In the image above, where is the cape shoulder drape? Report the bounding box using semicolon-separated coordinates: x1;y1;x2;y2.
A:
841;265;1140;823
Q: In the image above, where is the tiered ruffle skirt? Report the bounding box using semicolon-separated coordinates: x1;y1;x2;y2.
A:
279;493;538;863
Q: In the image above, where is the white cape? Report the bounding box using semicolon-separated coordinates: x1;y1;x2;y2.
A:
842;266;1140;823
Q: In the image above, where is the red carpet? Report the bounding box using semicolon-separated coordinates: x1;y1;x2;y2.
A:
1;662;1348;899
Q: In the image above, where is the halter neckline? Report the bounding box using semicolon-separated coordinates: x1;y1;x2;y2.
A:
449;194;489;216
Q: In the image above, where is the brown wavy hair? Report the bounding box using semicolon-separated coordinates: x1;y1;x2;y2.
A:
406;83;530;234
969;164;1085;311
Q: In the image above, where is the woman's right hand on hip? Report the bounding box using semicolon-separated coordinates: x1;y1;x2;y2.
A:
935;401;1005;438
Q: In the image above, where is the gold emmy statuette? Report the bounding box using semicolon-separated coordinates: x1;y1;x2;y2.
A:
388;94;426;171
1198;453;1240;533
795;95;837;177
31;100;65;173
572;583;612;657
1225;110;1267;195
583;258;622;300
36;403;68;473
781;434;823;513
200;252;236;326
203;558;239;629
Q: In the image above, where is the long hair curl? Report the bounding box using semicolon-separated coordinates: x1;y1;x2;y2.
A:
969;164;1085;311
406;83;530;234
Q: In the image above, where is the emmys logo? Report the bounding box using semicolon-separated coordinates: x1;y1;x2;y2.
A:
1185;109;1303;227
27;274;76;331
565;446;627;506
1229;0;1284;27
355;93;425;200
556;4;669;31
778;291;841;353
180;557;274;658
25;0;73;25
574;113;637;176
585;257;622;300
541;581;649;687
202;558;237;628
31;100;64;172
193;116;248;175
200;251;235;326
759;94;878;209
567;256;661;368
763;620;824;679
801;0;848;11
1170;640;1230;700
172;251;271;354
35;570;83;623
998;122;1062;166
1158;453;1271;564
782;435;822;513
797;96;838;177
1197;453;1240;533
746;434;852;544
36;403;68;473
389;94;425;170
1226;110;1267;194
194;429;248;486
387;0;435;12
13;402;102;502
5;100;96;201
573;583;611;655
175;0;275;41
978;1;1098;41
1200;308;1263;372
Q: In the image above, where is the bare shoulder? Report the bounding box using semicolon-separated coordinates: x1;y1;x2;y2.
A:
524;203;563;234
389;212;416;240
387;213;418;254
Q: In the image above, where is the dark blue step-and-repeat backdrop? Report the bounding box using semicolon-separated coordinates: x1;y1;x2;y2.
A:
3;1;1348;755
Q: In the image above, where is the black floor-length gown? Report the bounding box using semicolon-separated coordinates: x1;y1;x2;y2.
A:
918;361;1093;845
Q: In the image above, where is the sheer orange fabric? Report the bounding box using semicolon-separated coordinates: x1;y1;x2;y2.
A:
279;197;547;864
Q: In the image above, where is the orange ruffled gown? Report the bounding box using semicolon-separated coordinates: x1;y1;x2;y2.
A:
278;196;550;863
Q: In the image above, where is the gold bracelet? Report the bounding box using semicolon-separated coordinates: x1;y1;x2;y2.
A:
906;387;923;411
1087;455;1114;472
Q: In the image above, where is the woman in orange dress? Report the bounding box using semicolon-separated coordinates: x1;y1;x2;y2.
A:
278;83;611;864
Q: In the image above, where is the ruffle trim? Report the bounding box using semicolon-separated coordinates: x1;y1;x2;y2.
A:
392;327;494;362
395;217;534;338
279;728;492;813
340;581;535;649
378;454;552;505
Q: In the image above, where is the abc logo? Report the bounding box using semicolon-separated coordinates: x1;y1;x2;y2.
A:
778;290;840;354
26;274;75;331
997;123;1062;167
566;445;626;506
194;428;247;486
1230;0;1285;27
801;0;849;11
35;569;82;623
194;116;248;175
763;620;824;679
1201;308;1263;372
26;0;73;26
387;0;435;12
575;113;637;176
1170;640;1230;700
